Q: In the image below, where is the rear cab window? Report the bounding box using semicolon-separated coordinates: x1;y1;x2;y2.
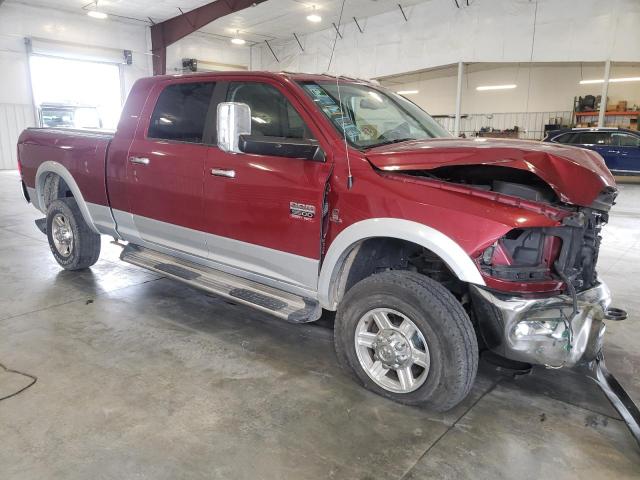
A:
148;82;216;143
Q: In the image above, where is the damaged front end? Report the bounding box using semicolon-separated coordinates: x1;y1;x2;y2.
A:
366;139;639;445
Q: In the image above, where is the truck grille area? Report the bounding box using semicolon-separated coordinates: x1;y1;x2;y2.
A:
480;208;607;293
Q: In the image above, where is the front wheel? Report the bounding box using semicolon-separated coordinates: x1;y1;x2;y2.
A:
46;198;101;270
334;271;478;411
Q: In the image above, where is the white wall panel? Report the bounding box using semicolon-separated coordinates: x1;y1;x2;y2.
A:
252;0;640;79
0;103;35;170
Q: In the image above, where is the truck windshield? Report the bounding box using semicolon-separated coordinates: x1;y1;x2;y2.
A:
298;80;450;149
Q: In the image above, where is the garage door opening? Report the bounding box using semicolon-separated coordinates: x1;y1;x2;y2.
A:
29;55;123;131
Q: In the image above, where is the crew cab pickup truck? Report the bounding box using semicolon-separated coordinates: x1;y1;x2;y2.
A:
16;72;639;437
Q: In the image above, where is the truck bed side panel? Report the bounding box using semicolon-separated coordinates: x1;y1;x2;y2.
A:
18;128;113;208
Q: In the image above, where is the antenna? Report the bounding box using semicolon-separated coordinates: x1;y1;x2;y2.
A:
335;75;353;189
327;0;352;189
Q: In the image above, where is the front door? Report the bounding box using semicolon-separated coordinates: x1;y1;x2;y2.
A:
125;80;217;257
203;79;333;291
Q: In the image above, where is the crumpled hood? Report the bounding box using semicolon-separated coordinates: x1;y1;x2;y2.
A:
365;138;616;207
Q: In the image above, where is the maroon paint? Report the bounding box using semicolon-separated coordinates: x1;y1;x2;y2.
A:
17;72;618;296
366;138;615;208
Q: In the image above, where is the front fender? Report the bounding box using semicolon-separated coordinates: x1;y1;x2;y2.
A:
317;218;485;309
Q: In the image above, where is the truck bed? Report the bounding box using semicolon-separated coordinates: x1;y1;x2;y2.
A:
18;127;114;211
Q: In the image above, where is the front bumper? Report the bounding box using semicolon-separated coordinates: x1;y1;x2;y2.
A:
471;281;611;367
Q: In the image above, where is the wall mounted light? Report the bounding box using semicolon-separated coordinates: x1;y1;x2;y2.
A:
579;77;640;85
476;84;517;91
396;90;419;95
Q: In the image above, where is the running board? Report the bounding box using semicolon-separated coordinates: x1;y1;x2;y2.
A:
120;244;321;323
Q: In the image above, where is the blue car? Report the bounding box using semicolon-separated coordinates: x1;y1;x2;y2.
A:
543;128;640;175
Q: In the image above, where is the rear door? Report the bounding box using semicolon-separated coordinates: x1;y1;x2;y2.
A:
608;132;640;174
124;79;217;257
202;79;333;290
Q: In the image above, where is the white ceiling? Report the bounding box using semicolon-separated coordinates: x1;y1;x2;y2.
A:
13;0;430;43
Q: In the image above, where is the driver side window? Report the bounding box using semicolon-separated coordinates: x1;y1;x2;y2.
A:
227;82;313;140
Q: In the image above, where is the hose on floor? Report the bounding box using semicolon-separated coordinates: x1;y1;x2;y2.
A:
0;361;37;401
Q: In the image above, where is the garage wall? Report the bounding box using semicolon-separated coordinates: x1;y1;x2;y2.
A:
0;1;151;169
381;63;640;115
251;0;640;79
166;33;251;73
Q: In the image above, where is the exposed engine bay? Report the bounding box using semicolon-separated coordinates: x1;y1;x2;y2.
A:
402;165;617;293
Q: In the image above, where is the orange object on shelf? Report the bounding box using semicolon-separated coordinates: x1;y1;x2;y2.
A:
575;111;639;117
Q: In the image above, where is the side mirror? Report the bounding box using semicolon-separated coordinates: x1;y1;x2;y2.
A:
238;136;325;161
217;102;251;153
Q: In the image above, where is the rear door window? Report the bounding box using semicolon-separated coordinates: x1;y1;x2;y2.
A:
148;82;215;143
575;132;610;145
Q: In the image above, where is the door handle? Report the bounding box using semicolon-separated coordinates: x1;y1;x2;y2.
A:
210;168;236;178
129;156;150;165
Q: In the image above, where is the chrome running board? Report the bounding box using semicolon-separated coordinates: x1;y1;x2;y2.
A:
121;244;321;323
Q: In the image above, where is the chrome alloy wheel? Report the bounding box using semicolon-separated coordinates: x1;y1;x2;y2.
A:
51;213;74;257
354;308;430;393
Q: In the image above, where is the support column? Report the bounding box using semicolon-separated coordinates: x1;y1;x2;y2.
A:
598;59;611;128
454;61;464;137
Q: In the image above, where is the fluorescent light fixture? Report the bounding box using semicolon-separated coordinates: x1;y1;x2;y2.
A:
476;84;517;91
231;37;246;45
579;77;640;85
87;10;108;19
396;90;419;95
307;14;322;22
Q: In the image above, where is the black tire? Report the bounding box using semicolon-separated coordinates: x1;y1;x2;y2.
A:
46;198;101;270
334;271;478;411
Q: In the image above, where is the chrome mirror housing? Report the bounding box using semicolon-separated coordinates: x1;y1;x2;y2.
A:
217;102;251;153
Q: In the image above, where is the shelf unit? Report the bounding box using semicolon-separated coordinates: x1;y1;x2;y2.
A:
573;111;639;130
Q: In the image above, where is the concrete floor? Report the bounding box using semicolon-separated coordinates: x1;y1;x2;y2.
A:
0;170;638;479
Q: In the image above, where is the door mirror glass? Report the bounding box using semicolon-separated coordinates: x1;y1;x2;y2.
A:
217;102;251;153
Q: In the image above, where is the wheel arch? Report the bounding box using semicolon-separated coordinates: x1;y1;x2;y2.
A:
317;218;485;310
35;161;100;234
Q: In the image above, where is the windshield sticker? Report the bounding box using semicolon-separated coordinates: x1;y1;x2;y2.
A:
303;83;362;141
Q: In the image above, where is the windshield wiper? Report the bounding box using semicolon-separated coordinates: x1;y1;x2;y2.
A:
368;138;415;148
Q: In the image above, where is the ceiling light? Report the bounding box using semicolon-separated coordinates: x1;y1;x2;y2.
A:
476;84;517;91
307;6;322;22
396;90;419;95
579;77;640;85
231;37;246;45
87;10;108;19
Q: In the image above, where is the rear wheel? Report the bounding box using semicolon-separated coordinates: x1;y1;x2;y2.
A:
46;198;101;270
334;271;478;411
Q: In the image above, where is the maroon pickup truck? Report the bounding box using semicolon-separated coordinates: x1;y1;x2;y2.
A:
16;72;639;439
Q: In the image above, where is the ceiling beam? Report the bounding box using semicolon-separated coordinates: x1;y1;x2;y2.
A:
150;0;268;76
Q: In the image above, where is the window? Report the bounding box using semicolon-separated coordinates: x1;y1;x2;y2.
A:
298;81;449;149
611;133;640;148
148;82;215;143
575;132;611;145
227;82;312;139
553;133;579;144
